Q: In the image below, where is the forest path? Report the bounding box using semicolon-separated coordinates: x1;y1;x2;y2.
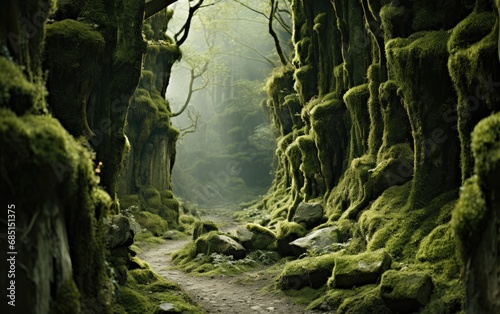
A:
138;208;313;314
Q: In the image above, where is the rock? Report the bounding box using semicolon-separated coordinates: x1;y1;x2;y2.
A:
292;202;324;228
277;254;337;290
289;227;344;256
195;231;246;259
106;215;134;249
380;270;433;313
246;223;277;250
154;302;181;313
276;221;307;256
330;249;392;288
228;226;254;250
192;220;219;240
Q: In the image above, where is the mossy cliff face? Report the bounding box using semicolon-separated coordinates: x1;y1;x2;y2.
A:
261;0;500;311
1;1;113;311
44;0;146;211
118;10;181;228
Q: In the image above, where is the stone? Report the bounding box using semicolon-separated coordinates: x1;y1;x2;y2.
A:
195;231;247;259
292;202;324;228
330;249;392;288
289;227;344;256
228;226;254;250
106;215;134;249
154;302;181;313
246;223;277;250
380;270;433;313
192;220;219;240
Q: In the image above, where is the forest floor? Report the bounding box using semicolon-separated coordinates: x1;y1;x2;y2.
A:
138;208;316;314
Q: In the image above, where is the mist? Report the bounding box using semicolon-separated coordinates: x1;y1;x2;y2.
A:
166;0;288;207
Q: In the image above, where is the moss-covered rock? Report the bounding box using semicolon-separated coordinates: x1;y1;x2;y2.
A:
276;220;308;255
292;202;325;228
246;223;278;250
380;270;434;313
136;211;169;236
330;249;392;289
289;226;345;257
195;231;246;259
192;220;219;240
277;253;337;290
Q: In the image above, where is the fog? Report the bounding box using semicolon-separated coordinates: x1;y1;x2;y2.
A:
165;0;291;207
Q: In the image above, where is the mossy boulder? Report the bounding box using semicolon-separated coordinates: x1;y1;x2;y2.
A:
330;249;392;288
228;226;255;251
277;253;337;290
246;223;277;250
105;214;134;249
276;220;308;256
292;202;325;228
380;270;433;313
195;231;246;260
136;211;169;236
192;220;219;240
289;226;345;257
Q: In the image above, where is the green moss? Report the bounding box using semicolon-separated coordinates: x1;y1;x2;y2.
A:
451;175;487;264
276;221;307;240
277;253;337;290
0;57;40;114
114;287;149;314
128;268;162;286
470;112;500;178
45;19;105;78
337;285;391;314
448;11;496;54
52;279;81;314
329;249;392;288
246;223;277;250
135;211;169;236
343;84;370;161
171;241;197;266
192;220;219;240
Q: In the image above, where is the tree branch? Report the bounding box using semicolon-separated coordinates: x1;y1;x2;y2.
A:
269;0;288;66
174;0;204;46
144;0;178;20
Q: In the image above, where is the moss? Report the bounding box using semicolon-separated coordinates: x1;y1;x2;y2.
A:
329;249;392;288
470;112;500;178
337;286;391;314
192;220;219;240
171;241;197;266
343;84;370;162
448;11;496;54
277;253;337;290
451;175;487;264
246;223;277;250
128;268;162;286
179;214;196;225
0;57;40;114
52;279;81;314
114;287;150;314
387;30;458;207
380;270;434;313
45;19;105;78
119;194;139;211
135;211;169;236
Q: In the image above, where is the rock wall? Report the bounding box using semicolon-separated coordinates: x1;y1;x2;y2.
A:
45;0;146;212
118;10;181;230
263;0;500;312
1;1;119;312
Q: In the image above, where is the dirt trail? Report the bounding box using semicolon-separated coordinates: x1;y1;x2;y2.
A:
139;209;314;314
